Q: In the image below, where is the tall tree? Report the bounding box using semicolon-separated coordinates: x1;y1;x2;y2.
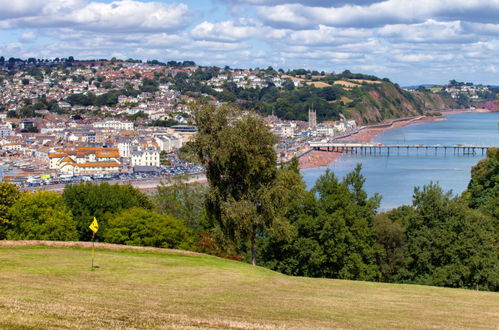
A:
153;177;209;233
193;104;295;265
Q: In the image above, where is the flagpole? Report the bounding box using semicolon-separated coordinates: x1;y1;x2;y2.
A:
89;217;99;271
91;232;95;271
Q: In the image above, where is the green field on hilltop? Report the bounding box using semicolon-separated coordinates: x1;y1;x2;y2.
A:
1;242;498;329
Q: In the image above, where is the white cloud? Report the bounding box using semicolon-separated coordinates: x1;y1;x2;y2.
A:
67;1;191;32
379;20;479;43
184;40;249;52
0;0;48;20
19;32;37;43
192;20;259;42
224;0;382;6
283;25;372;46
463;22;499;36
0;0;192;32
392;53;456;63
255;0;499;29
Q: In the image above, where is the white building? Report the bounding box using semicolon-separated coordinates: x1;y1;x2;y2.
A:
0;124;12;138
118;141;132;157
131;148;160;167
333;121;346;132
274;124;295;138
93;120;134;130
315;124;335;137
154;135;183;153
345;120;357;129
48;147;122;175
1;142;22;151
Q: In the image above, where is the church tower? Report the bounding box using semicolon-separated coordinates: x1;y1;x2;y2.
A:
308;108;317;129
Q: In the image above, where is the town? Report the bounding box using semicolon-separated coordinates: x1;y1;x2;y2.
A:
0;58;361;188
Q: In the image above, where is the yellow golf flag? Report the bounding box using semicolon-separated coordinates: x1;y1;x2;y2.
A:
89;217;99;234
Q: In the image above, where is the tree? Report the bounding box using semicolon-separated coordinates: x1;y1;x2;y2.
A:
104;207;194;249
7;110;17;118
373;205;414;282
153;177;208;233
8;191;77;241
464;147;498;218
62;182;153;240
140;78;159;93
313;166;381;280
399;183;498;290
260;165;382;281
193;104;294;265
0;182;21;239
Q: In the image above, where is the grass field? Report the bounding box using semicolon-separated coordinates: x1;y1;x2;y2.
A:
333;80;360;88
306;81;331;88
1;241;498;329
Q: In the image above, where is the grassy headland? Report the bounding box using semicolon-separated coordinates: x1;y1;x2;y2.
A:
1;242;497;329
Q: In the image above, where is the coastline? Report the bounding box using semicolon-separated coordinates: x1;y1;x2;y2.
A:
298;114;452;170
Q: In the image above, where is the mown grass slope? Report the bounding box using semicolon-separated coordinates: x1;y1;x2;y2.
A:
1;241;498;329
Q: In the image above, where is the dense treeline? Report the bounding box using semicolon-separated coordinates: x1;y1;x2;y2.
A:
259;149;498;291
219;84;345;121
66;90;125;107
6;95;65;118
0;107;496;290
65;78;155;107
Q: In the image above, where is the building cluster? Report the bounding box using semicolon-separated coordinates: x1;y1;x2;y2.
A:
206;70;286;91
268;109;357;139
0;61;194;122
0;113;196;179
442;84;491;100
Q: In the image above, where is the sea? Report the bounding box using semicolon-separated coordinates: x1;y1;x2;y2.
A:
302;112;499;211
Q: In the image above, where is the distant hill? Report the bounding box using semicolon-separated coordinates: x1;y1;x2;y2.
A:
343;81;456;124
402;84;440;89
1;241;497;329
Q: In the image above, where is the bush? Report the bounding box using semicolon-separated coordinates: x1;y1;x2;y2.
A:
63;182;153;241
8;191;77;241
104;207;194;250
0;182;21;239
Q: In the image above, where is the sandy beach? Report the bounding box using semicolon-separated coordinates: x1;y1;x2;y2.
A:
298;115;449;169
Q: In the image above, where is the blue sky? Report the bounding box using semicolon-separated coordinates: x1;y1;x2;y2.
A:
0;0;498;85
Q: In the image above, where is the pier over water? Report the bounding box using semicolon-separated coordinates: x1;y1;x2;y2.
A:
303;112;499;209
310;142;492;156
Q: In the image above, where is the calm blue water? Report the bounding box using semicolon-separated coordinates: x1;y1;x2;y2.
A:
302;113;499;211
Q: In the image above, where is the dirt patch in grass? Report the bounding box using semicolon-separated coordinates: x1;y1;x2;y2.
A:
0;240;203;256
